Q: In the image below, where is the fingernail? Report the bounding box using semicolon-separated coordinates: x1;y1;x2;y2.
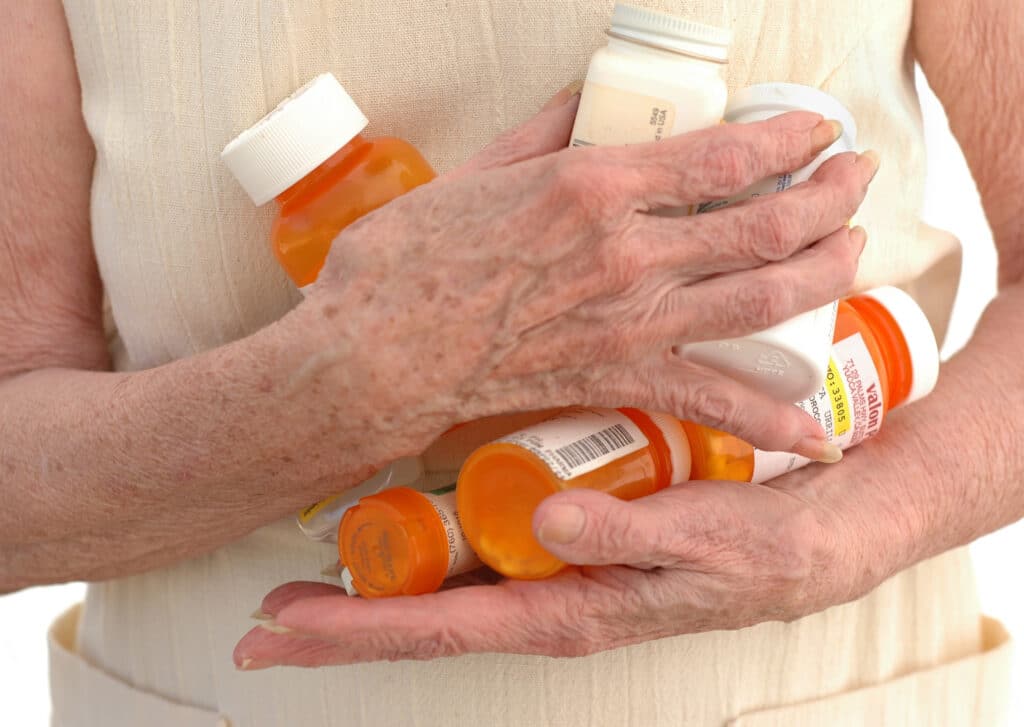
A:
543;80;584;110
259;621;293;635
250;610;273;621
811;119;844;151
850;225;868;253
238;658;253;671
536;504;586;545
793;437;844;464
859;150;881;180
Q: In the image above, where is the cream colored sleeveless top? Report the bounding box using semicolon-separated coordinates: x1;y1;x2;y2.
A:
50;1;1010;726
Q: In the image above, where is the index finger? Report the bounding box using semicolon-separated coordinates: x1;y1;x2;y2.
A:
590;111;845;209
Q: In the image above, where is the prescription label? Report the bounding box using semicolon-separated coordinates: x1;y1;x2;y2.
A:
422;488;482;578
499;408;649;480
571;83;677;147
752;333;883;483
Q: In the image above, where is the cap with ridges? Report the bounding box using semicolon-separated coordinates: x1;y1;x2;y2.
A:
863;286;940;406
610;4;732;62
221;73;369;206
726;83;858;150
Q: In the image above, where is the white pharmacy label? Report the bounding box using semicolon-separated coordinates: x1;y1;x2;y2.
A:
752;333;884;483
422;487;481;578
499;408;649;481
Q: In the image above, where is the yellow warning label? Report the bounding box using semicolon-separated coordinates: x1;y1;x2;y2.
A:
298;494;339;524
826;358;851;438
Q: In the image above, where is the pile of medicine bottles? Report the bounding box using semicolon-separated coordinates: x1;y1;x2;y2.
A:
329;284;939;596
221;4;936;599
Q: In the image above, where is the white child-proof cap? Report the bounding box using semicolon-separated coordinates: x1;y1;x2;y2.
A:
221;73;369;206
863;286;940;406
610;4;732;63
726;83;858;150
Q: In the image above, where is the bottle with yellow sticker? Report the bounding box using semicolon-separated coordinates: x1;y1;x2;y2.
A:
457;287;940;581
684;286;940;483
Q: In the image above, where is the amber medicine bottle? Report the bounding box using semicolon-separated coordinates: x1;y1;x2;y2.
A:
222;73;436;540
221;72;436;291
338;485;482;598
457;287;939;580
458;408;692;580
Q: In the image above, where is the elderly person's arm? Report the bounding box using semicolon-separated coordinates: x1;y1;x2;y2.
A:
0;0;871;592
236;0;1024;668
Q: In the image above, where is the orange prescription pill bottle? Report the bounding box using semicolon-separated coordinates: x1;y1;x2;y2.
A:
222;73;437;540
221;72;436;292
457;408;692;580
338;485;482;598
457;287;939;581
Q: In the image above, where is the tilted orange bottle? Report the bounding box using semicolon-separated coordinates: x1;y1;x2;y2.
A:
222;73;437;540
221;72;436;292
338;485;483;598
456;287;940;580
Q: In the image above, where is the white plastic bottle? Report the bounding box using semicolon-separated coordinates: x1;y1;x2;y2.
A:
677;83;859;403
296;456;425;541
570;4;731;149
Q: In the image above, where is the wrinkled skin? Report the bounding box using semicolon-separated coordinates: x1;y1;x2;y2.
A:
296;89;875;473
234;86;882;669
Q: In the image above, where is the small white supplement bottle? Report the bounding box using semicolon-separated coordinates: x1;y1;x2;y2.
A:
677;83;860;402
570;4;731;149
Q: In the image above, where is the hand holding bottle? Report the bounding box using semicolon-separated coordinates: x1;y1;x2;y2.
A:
235;81;884;667
288;85;878;479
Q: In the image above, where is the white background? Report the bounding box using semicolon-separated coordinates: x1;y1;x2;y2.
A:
0;70;1017;724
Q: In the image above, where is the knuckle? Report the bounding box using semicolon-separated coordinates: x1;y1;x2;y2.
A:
376;626;465;662
597;234;642;291
589;506;643;561
730;276;791;332
831;235;860;288
678;381;742;431
749;203;799;261
830;174;864;222
551;155;607;204
704;140;754;193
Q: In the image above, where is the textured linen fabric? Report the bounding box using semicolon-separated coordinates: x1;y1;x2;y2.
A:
51;1;1007;725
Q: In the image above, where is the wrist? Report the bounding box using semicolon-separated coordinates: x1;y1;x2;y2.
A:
269;290;454;470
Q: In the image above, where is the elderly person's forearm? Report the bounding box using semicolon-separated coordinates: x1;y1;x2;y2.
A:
0;305;415;591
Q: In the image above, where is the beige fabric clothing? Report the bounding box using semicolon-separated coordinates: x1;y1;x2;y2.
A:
54;0;1007;724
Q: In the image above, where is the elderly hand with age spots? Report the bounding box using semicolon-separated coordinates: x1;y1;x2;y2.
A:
234;82;880;668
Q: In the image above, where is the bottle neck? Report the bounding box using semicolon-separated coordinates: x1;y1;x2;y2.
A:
275;133;369;207
844;295;915;410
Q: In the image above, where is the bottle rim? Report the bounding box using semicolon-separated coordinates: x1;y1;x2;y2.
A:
609;4;732;63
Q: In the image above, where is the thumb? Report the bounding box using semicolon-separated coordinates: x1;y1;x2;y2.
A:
446;81;583;181
532;488;685;569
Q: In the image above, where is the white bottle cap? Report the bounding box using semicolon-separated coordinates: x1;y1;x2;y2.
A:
726;83;858;150
643;411;692;484
861;287;940;407
610;4;732;63
221;73;369;206
339;566;360;597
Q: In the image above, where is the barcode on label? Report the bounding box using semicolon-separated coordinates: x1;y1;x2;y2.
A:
552;424;636;472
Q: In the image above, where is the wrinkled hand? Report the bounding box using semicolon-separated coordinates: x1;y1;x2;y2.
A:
234;438;915;668
297;84;878;470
